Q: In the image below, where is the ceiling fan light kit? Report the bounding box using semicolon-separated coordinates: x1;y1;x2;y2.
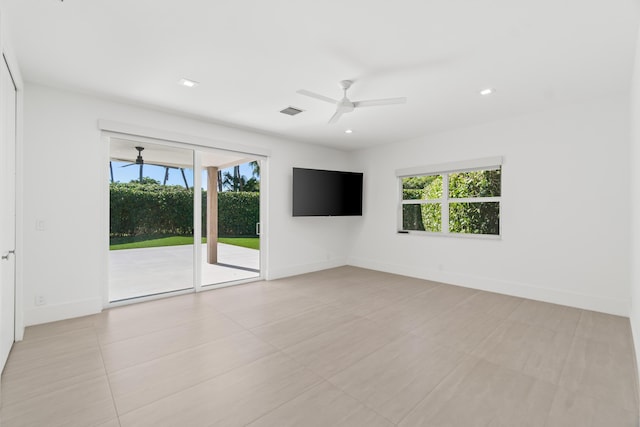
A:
297;80;407;124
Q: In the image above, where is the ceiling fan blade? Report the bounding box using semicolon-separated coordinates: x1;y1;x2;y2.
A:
297;89;338;105
145;162;174;168
110;156;134;163
328;110;344;124
120;163;136;168
353;97;407;108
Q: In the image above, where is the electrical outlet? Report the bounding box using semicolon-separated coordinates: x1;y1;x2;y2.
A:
35;295;46;306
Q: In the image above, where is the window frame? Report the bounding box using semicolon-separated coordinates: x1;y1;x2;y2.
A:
397;157;503;239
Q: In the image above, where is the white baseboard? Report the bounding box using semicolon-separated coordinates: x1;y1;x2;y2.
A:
24;298;103;327
347;257;629;317
268;259;347;281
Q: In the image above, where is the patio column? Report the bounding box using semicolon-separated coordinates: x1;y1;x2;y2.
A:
207;166;218;264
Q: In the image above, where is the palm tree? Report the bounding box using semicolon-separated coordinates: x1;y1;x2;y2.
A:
249;160;260;178
221;162;260;192
233;165;242;191
222;171;243;192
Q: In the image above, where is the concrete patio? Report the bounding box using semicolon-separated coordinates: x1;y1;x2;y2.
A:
109;243;260;301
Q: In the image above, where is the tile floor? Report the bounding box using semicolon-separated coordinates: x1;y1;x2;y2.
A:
1;266;638;426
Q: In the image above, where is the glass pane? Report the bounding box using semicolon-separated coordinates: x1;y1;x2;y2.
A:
449;168;501;198
449;202;500;235
109;141;194;302
402;203;441;232
200;161;261;287
402;175;442;200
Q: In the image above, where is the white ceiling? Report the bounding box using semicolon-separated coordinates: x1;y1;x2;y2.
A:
4;0;639;150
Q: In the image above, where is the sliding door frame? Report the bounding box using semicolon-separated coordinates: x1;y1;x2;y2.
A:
99;125;269;308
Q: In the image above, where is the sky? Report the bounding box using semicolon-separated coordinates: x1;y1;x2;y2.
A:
110;161;256;190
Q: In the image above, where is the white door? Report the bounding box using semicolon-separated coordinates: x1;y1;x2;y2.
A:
0;55;17;370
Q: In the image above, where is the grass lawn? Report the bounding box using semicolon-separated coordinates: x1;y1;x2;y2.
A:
110;235;259;250
218;237;260;250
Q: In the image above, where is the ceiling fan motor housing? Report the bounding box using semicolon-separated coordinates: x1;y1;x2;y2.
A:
338;99;355;111
339;80;353;90
135;146;144;164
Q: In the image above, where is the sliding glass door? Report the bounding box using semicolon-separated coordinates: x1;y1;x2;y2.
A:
109;139;195;302
199;160;260;287
107;138;263;303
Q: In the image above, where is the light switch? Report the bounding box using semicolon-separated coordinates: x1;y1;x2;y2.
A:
36;220;46;231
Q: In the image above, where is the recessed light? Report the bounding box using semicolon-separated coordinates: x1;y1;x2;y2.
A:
179;78;199;88
480;88;494;96
345;129;353;134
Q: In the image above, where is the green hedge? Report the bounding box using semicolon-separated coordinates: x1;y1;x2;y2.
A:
217;191;260;237
110;182;259;237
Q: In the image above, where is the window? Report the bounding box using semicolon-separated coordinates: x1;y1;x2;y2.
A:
397;157;502;236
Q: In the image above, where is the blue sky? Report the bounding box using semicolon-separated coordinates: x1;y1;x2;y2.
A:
110;161;256;190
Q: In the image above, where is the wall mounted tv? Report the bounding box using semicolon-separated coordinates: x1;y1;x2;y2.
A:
292;167;363;217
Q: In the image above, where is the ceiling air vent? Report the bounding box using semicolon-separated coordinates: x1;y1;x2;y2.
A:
280;106;304;116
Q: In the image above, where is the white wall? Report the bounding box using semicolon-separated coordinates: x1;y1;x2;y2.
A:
20;84;634;326
629;22;640;388
21;83;356;325
349;97;631;316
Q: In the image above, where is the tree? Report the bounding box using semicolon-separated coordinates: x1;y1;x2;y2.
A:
242;177;260;192
447;170;500;234
249;160;260;178
234;165;242;191
420;176;442;232
221;172;259;192
403;175;435;190
420;170;500;234
130;177;161;185
222;171;237;191
402;175;438;230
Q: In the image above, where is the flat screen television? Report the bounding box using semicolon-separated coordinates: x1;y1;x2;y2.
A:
292;167;363;217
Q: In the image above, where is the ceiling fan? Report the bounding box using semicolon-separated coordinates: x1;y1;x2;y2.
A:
297;80;406;124
119;146;145;183
112;146;190;188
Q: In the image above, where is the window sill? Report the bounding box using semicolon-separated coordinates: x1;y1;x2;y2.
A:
398;230;501;241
